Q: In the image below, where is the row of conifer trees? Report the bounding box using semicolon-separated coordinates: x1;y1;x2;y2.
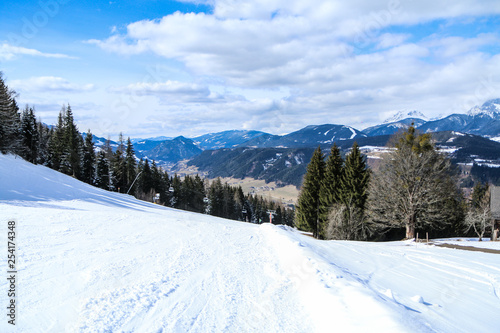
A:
295;143;370;239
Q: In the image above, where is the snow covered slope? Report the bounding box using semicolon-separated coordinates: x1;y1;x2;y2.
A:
1;154;499;332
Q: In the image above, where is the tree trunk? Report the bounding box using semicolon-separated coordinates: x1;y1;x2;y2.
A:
406;215;415;239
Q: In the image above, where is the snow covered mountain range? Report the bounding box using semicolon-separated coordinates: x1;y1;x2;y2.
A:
123;98;500;164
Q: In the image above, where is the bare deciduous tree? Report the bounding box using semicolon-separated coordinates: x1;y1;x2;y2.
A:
325;200;371;240
367;127;463;239
464;189;491;241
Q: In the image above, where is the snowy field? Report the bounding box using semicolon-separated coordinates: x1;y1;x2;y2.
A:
0;154;499;332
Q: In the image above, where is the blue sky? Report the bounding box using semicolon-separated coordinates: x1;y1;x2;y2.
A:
1;0;500;139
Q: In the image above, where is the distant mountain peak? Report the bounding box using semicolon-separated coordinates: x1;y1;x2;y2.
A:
383;110;428;124
467;98;500;118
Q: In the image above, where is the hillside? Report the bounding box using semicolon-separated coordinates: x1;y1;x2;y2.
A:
1;154;499;332
188;147;315;188
187;131;500;188
193;130;268;150
241;124;366;148
134;136;202;164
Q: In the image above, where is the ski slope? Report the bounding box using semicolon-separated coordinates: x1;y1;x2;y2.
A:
0;154;499;332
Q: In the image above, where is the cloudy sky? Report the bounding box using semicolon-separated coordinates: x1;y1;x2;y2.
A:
1;0;500;139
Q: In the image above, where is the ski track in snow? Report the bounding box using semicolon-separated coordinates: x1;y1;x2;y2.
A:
1;154;500;332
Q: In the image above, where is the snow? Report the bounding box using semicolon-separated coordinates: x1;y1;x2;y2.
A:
1;154;500;332
383;110;428;124
436;146;459;154
359;146;395;153
434;238;500;250
472;158;500;168
346;126;357;139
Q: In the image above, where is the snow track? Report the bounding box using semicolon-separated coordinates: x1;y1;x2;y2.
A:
1;155;500;332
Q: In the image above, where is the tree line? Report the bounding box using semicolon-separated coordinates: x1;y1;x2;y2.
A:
0;72;293;225
296;125;492;241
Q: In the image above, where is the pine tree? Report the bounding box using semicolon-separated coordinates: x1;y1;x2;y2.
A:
110;133;127;192
102;137;113;161
151;160;167;201
338;142;370;240
137;159;155;201
36;121;51;165
208;178;224;217
295;146;325;237
82;130;96;185
471;182;489;209
341;142;370;211
222;182;236;219
318;144;343;238
95;151;110;190
170;174;182;207
193;174;206;213
47;110;65;171
112;147;126;192
20;105;39;163
60;105;83;178
125;137;137;194
0;73;22;154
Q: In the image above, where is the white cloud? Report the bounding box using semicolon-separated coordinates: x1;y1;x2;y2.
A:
10;77;95;93
110;80;209;96
80;0;500;136
376;33;411;49
0;44;76;61
88;1;500;88
424;33;500;58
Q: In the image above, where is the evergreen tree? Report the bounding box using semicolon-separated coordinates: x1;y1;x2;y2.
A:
341;142;370;211
151;160;167;202
0;73;22;154
138;159;155;200
160;169;171;204
194;174;207;213
471;182;489;209
60;105;83;178
124;137;137;194
295;146;325;237
110;133;127;192
95;151;110;190
47;110;65;170
234;186;246;221
102;137;113;163
222;182;236;219
36;121;51;165
208;178;224;217
20;105;39;163
112;146;126;192
170;174;182;207
318;144;343;238
82;130;96;185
